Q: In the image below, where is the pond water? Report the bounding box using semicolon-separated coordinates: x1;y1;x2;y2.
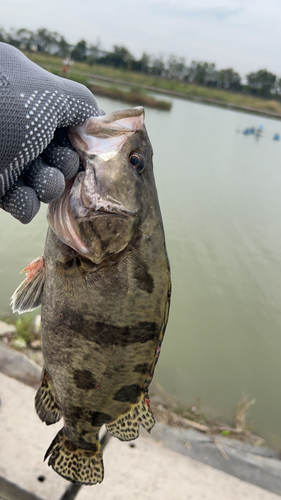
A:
1;95;281;448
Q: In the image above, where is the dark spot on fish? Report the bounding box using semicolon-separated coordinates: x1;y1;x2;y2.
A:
59;258;76;270
133;363;150;374
133;259;154;294
76;437;99;451
68;406;83;420
73;370;97;390
65;441;78;452
113;384;142;403
62;310;87;332
83;321;157;347
89;411;113;426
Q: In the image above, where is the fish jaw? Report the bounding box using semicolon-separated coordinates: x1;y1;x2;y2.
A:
47;180;90;258
47;168;140;264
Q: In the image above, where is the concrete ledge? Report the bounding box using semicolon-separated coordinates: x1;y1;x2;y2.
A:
0;476;43;500
0;373;68;500
150;423;281;496
0;343;41;389
75;434;281;500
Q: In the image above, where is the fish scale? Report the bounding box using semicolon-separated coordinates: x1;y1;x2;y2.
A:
12;106;171;485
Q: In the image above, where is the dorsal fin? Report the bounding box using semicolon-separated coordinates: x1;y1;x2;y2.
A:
11;256;45;313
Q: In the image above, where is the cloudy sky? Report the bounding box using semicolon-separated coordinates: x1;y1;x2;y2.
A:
1;0;280;78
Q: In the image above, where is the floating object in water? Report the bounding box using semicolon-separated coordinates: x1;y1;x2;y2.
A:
243;127;256;135
273;133;280;141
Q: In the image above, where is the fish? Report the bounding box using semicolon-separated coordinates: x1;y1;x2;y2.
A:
12;106;171;485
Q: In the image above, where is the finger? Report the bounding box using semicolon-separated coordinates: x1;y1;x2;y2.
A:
24;157;65;203
54;128;73;148
43;142;80;181
2;185;40;224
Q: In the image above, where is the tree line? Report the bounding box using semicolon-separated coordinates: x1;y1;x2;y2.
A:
0;26;279;99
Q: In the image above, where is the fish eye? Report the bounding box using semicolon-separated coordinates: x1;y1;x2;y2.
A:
129;153;145;174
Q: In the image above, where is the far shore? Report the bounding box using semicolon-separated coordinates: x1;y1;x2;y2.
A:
71;70;281;121
25;52;281;120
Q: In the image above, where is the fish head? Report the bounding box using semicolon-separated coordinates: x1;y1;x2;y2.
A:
47;107;159;264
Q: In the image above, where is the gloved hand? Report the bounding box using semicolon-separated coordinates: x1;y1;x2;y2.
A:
0;42;102;223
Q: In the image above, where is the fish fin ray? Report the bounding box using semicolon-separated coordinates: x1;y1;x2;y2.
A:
106;394;155;441
11;256;45;313
35;369;62;425
45;428;104;485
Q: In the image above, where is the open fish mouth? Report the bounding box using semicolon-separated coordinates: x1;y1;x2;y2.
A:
47;177;137;262
74;177;133;220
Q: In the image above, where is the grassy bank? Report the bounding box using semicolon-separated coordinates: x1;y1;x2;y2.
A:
50;66;171;110
26;52;281;118
88;84;172;110
32;54;172;110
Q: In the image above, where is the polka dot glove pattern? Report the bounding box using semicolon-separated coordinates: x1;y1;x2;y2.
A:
0;42;102;223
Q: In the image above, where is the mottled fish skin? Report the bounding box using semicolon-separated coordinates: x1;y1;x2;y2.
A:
13;107;171;484
42;223;170;450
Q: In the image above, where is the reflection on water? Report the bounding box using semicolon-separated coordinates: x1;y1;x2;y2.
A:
1;95;281;447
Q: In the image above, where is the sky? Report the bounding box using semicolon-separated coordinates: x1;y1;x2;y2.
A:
1;0;281;78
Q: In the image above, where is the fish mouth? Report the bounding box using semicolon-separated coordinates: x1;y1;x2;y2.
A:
47;178;137;263
81;210;129;220
77;181;132;220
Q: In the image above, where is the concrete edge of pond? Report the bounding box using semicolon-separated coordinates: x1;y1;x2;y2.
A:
1;342;281;497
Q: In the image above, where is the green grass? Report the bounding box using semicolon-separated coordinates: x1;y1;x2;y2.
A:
49;67;172;110
29;54;172;110
26;51;281;116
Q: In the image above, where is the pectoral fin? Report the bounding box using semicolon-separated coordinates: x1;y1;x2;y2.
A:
35;369;62;425
106;394;155;441
11;256;45;313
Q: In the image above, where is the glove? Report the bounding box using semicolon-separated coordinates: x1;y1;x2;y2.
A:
0;42;103;223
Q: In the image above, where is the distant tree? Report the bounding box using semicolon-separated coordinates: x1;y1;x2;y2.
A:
150;55;165;76
35;29;70;56
188;61;217;86
217;68;241;91
166;55;187;80
6;28;35;49
246;69;276;97
274;78;281;97
55;36;70;58
132;52;150;73
71;40;88;62
203;63;218;87
87;44;101;65
0;28;7;43
98;45;134;70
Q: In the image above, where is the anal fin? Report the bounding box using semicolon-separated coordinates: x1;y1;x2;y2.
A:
45;427;104;485
35;369;62;425
11;256;45;313
106;394;155;441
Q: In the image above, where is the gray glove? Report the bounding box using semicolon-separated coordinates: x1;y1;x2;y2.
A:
0;42;102;223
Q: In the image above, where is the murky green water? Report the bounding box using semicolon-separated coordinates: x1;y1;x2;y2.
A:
1;95;281;447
